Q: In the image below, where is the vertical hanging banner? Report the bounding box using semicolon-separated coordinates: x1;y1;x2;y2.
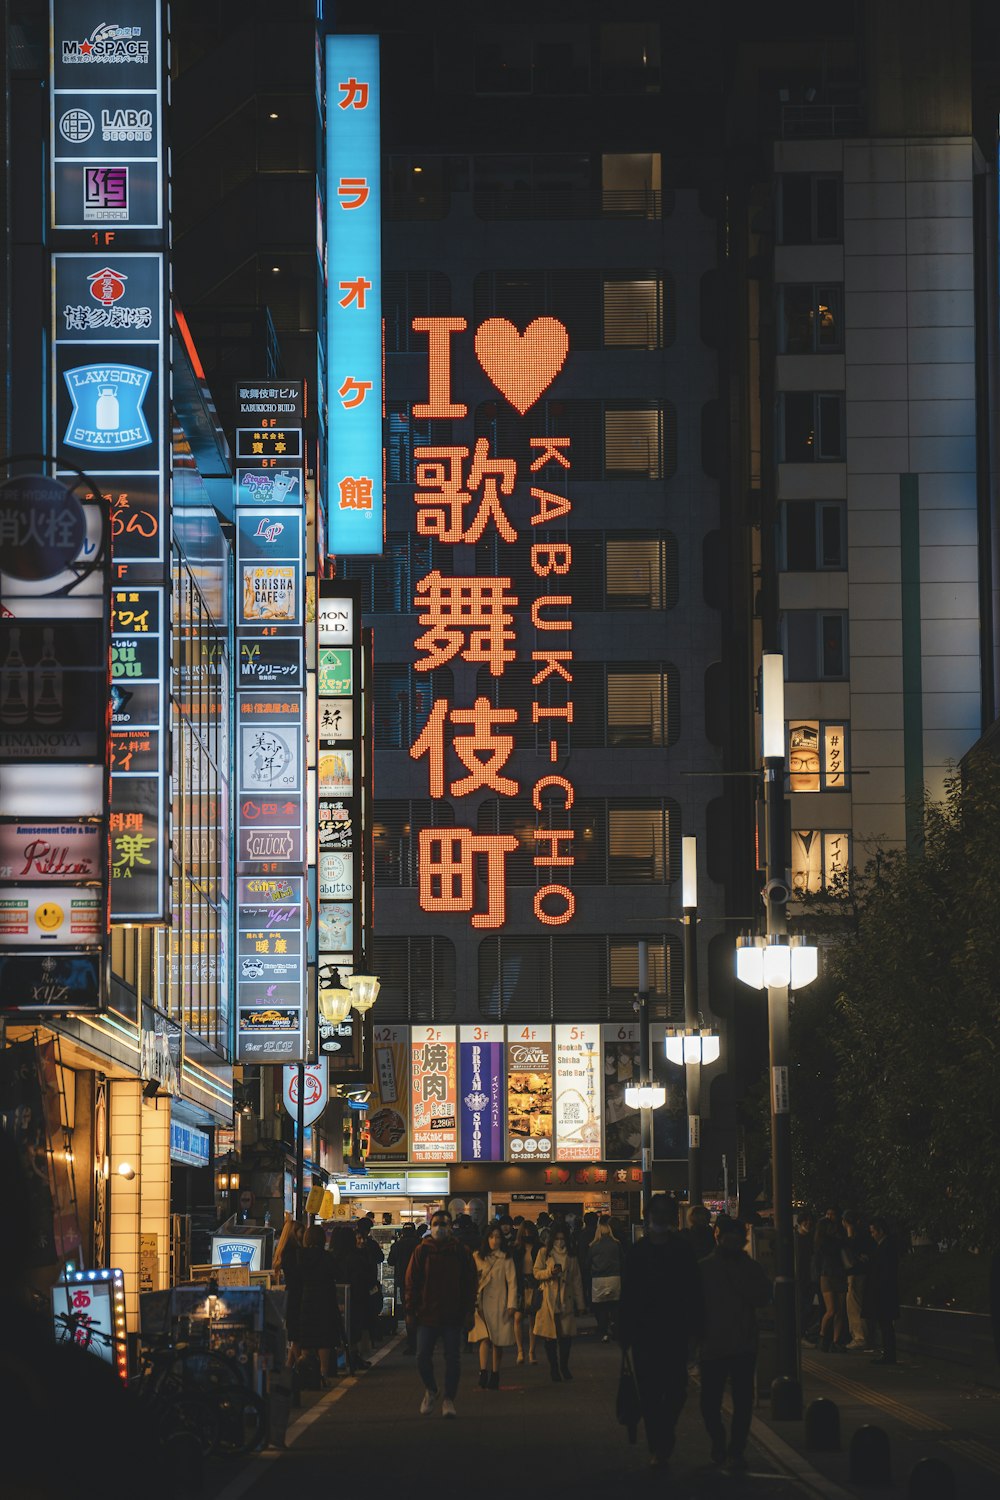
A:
410;1024;457;1163
602;1022;642;1161
506;1025;553;1162
233;382;307;1063
50;0;170;924
325;34;383;555
368;1023;409;1163
459;1025;505;1163
554;1024;603;1161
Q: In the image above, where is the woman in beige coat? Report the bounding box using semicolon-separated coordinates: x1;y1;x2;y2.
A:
469;1224;519;1389
533;1224;586;1382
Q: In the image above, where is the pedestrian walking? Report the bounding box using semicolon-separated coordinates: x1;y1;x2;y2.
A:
405;1208;478;1418
842;1211;872;1350
697;1216;771;1474
355;1216;385;1348
618;1194;703;1471
683;1204;717;1261
533;1222;586;1382
512;1219;541;1365
814;1217;848;1351
794;1210;819;1346
330;1222;371;1371
272;1213;304;1367
586;1216;623;1342
865;1217;900;1364
469;1223;519;1388
387;1221;419;1354
297;1225;346;1386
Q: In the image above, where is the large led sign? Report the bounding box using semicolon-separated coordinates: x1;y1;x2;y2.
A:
325;34;383;556
407;316;575;932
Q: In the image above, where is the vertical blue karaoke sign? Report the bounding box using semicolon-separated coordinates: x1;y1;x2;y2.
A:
325;35;383;556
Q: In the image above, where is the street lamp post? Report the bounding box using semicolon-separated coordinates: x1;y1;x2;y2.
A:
637;939;653;1216
761;652;800;1417
681;836;702;1208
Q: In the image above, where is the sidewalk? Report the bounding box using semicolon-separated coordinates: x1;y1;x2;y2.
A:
751;1343;1000;1497
207;1323;835;1500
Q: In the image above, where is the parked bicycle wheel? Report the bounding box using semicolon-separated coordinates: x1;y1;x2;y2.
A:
159;1391;219;1457
211;1389;267;1455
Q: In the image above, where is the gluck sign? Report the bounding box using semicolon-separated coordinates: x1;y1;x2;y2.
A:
408;315;575;932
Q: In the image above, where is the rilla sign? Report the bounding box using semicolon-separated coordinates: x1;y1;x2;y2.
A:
407;316;575;933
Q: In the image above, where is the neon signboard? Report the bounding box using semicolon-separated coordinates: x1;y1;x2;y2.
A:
405;316;575;932
325;34;383;556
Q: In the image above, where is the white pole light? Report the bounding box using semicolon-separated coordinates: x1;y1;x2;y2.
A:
735;935;818;991
625;1084;667;1110
665;1029;721;1066
735;936;764;990
681;836;698;910
761;652;785;760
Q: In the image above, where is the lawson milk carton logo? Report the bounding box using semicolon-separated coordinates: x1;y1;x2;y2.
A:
216;1241;256;1267
63;363;151;451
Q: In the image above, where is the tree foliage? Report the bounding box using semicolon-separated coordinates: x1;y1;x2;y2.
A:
789;756;1000;1247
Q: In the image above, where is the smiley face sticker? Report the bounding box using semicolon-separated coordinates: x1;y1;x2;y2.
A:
34;901;64;935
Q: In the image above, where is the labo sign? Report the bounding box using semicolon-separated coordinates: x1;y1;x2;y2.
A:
407;315;576;931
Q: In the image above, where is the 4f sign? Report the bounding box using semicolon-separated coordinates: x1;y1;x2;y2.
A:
283;1060;329;1127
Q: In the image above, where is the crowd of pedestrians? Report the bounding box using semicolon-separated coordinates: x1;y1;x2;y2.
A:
271;1195;902;1477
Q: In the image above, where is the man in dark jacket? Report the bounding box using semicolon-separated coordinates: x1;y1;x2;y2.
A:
619;1194;704;1471
698;1217;771;1473
388;1222;419;1353
405;1208;477;1417
866;1217;900;1365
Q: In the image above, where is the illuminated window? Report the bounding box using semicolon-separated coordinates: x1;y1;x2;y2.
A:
603;277;665;349
788;720;849;791
387;405;454;483
781;392;844;462
783;610;848;680
373;665;453;749
604;404;669;478
605;537;676;609
601;153;661;219
791;830;851;895
779;284;843;353
384;271;451;352
478;934;682;1022
374;800;455;887
600;23;661;93
607;666;679;746
781;501;845;570
368;936;457;1022
607;800;673;884
778;174;842;244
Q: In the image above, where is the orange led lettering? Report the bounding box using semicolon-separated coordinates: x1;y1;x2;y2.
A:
531;651;573;685
530;488;572;525
418;828;518;929
413;317;468;418
532;703;574;724
409;699;448;797
338;376;372;408
533;830;575;867
413;572;518;676
532;775;575;811
531;596;572;631
338;177;370;209
338;77;369;109
339;276;372;309
529;437;571;471
413;440;517;543
531;544;572;576
410;697;519;798
533;884;575;926
338;476;374;510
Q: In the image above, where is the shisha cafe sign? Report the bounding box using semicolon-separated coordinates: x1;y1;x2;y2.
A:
400;316;576;931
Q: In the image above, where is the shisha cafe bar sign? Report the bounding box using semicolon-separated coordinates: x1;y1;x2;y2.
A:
406;316;575;932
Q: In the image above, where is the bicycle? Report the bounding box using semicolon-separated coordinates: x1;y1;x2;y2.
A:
135;1340;267;1459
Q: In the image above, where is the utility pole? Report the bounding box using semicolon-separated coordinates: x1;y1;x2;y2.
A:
637;939;652;1217
681;837;702;1207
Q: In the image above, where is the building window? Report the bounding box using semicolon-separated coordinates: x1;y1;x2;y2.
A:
373;800;455;887
472;270;670;351
478;934;682;1022
606;665;679;746
784;611;848;680
339;534;453;614
473;24;590;95
600;23;661;93
605;404;667;478
373;665;453;750
778;174;842;244
474;400;675;480
788;721;849;790
779;284;843;352
386;405;454;484
781;501;846;570
604;536;676;608
781;392;844;462
603;276;666;348
369;936;456;1022
601;152;662;218
791;829;851;894
608;799;674;883
384;271;451;352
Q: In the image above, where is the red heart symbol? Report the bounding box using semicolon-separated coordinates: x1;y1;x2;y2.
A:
474;317;569;415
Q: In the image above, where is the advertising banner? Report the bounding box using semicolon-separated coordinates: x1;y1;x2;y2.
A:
368;1024;409;1163
410;1025;457;1163
236;875;306;1062
0;887;102;946
553;1024;603;1161
325;34;383;555
506;1026;553;1162
0;619;107;761
238;636;303;690
602;1023;642;1161
459;1025;504;1163
282;1060;329;1127
0;821;103;882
